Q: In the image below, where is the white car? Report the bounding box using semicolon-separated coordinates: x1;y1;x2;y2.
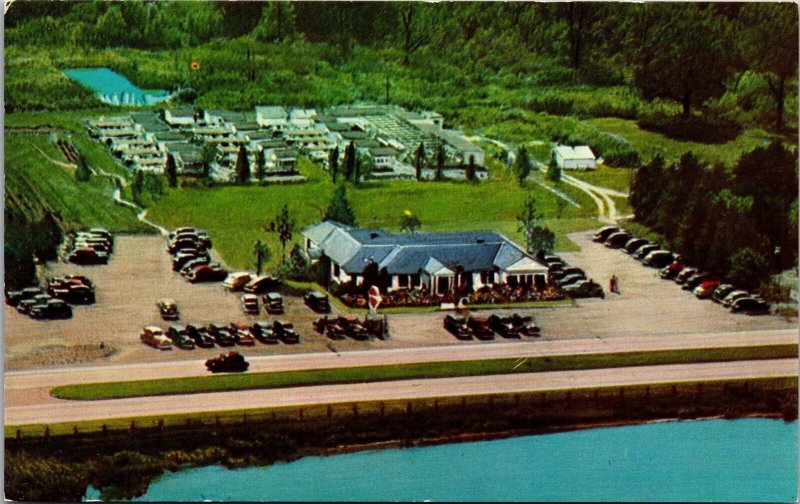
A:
223;272;252;291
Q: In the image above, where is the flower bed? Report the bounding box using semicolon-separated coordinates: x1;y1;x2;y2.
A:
337;284;566;309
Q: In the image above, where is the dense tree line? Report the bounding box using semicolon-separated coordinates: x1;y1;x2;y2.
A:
6;1;797;130
630;142;797;289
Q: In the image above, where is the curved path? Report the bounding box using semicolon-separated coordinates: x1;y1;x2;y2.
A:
5;359;796;426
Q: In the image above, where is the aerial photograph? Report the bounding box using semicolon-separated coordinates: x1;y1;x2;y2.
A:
2;0;798;501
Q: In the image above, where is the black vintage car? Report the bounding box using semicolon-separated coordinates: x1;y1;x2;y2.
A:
342;316;369;340
206;352;249;373
186;324;216;348
29;299;73;320
6;287;45;307
208;323;236;346
251;321;279;344
563;280;605;299
166;324;195;350
273;320;299;344
443;314;473;340
304;291;331;313
466;317;495;340
488;314;521;338
509;314;541;337
322;317;348;340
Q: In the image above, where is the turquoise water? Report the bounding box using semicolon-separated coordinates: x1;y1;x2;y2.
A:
63;68;171;107
88;418;798;502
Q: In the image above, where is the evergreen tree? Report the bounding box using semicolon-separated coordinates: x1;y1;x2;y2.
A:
165;153;178;187
547;156;561;183
201;143;217;179
342;142;356;181
414;142;425;181
514;146;531;185
74;156;91;182
255;148;266;181
235;144;250;184
131;169;145;205
434;143;445;181
253;239;271;276
466;154;476;182
329;145;339;183
324;184;357;226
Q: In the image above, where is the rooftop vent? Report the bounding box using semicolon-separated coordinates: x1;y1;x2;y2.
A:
369;232;380;239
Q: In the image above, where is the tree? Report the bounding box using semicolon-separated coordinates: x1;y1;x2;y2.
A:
414;142;425;181
728;247;769;291
738;4;798;129
74;156;91;182
234;144;250;184
267;204;295;262
95;4;126;47
342;142;356;181
201;143;217;179
465;154;476;183
547;156;561;183
251;1;296;42
434;143;445;181
131;169;145;204
517;196;555;254
329;145;339;184
399;210;421;233
514;146;532;185
254;148;265;181
324;184;357;226
253;240;271;276
165;153;177;187
399;3;429;65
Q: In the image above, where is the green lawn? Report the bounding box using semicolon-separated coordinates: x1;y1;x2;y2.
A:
587;117;781;167
569;166;634;193
51;344;797;401
148;158;601;271
4;133;151;232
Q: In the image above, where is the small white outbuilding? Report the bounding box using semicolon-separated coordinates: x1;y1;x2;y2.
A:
554;145;597;170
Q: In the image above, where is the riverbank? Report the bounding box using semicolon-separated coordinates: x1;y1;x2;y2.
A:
5;377;796;501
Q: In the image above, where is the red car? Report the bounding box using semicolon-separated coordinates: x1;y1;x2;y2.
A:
693;279;721;299
188;265;227;283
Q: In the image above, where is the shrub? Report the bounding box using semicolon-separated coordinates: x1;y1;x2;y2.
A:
637;111;742;144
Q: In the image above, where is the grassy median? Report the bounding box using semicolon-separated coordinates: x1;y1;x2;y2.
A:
51;344;797;401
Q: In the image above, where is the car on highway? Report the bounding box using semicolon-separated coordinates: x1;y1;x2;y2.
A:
251;321;278;344
140;326;172;350
156;298;179;321
208;323;236;346
711;284;736;304
593;226;619;243
264;292;284;315
563;279;605;298
304;291;331;313
29;299;73;319
185;324;215;348
443;314;473;340
693;279;721;299
241;294;260;315
509;314;541;337
206;352;249;373
488;314;521;338
466;317;494;340
642;250;675;268
223;272;252;292
230;321;256;346
166;325;196;350
273;320;299;344
730;297;770;315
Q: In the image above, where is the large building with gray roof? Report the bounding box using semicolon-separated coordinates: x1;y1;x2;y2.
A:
303;221;548;294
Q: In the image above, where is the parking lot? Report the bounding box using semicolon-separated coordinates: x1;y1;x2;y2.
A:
5;232;796;370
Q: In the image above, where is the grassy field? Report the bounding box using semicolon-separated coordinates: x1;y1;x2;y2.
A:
4;133;151;232
51;344;797;401
148;158;601;270
569;166;634;193
586;117;783;167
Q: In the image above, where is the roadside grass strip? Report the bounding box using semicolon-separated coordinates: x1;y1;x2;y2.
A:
11;376;798;438
51;344;798;401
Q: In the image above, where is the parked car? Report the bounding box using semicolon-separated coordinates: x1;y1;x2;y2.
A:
561;266;586;278
74;240;111;254
206;352;249;373
642;250;675;268
273;320;299;344
140;326;172;350
682;271;712;291
443;314;473;340
6;287;43;307
466;317;494;340
558;273;586;288
229;321;256;346
363;315;387;339
623;238;650;254
604;231;632;248
341;316;369;340
47;278;95;304
563;280;605;298
29;299;72;319
251;321;278;344
180;256;211;276
711;284;736;304
18;294;51;315
244;275;281;294
488;314;521;338
318;317;346;339
693;280;721;299
188;265;227;283
88;227;113;242
172;251;204;271
674;267;698;285
722;290;752;308
264;292;284;314
223;272;252;292
166;325;195;350
185;324;215;348
156;298;179;321
593;226;620;242
509;313;541;337
633;244;660;261
241;294;260;315
304;291;331;313
730;297;770;315
68;247;109;265
659;261;685;280
208;323;236;346
168;237;205;254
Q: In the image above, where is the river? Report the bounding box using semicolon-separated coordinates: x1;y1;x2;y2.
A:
86;418;797;502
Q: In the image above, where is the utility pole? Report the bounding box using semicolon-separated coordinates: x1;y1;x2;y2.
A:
385;75;390;104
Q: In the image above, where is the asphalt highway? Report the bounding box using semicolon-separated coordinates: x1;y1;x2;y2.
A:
5;359;796;426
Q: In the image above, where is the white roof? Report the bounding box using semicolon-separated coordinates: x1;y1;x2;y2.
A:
555;145;595;160
256;106;288;120
290;109;316;120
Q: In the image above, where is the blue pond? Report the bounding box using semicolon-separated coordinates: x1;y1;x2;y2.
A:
64;68;172;107
86;418;798;502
